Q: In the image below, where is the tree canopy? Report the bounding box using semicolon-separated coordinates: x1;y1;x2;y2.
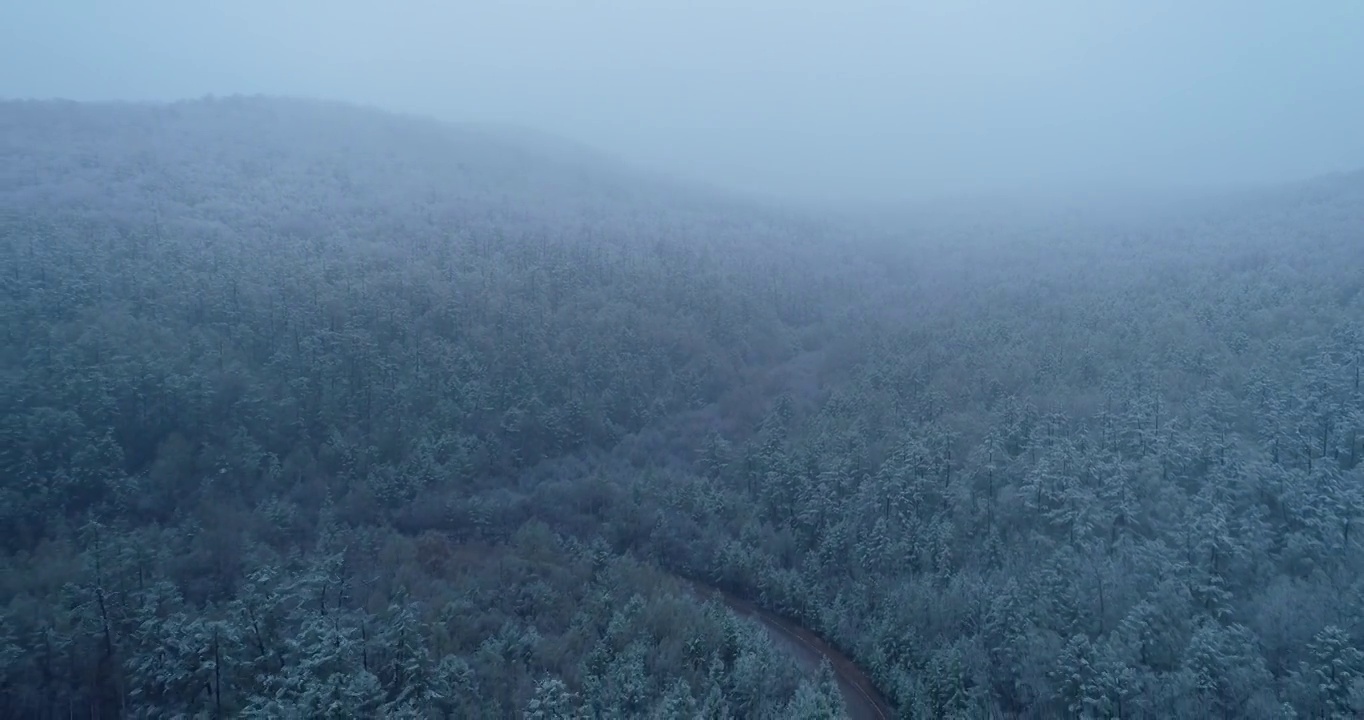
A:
3;96;1363;718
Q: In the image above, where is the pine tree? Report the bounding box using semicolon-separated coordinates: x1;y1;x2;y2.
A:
1297;625;1364;718
525;674;579;720
783;659;848;719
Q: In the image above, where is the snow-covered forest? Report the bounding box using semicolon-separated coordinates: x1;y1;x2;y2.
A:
3;96;1363;718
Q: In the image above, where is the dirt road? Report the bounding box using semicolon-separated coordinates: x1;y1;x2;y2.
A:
681;580;895;720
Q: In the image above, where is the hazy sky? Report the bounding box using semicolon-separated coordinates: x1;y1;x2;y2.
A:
4;1;1363;202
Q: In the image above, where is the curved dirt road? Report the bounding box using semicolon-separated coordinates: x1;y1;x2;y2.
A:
429;537;894;717
681;580;895;720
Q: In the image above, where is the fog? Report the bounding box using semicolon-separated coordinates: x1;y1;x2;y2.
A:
4;0;1363;203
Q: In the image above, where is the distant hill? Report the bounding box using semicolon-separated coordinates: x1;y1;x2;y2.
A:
0;96;816;250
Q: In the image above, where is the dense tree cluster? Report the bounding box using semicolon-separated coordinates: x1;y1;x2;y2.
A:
637;177;1364;717
0;96;856;718
2;96;1362;717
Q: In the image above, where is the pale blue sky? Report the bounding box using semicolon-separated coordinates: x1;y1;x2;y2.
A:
3;1;1362;202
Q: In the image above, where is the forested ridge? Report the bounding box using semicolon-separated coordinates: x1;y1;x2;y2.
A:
2;96;1363;718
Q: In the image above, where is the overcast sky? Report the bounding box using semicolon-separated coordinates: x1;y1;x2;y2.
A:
3;1;1363;202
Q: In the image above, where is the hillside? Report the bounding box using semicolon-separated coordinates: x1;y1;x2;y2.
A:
0;96;886;719
3;96;1364;718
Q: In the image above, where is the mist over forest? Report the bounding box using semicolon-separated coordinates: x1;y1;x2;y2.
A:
6;1;1364;201
4;3;1364;719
